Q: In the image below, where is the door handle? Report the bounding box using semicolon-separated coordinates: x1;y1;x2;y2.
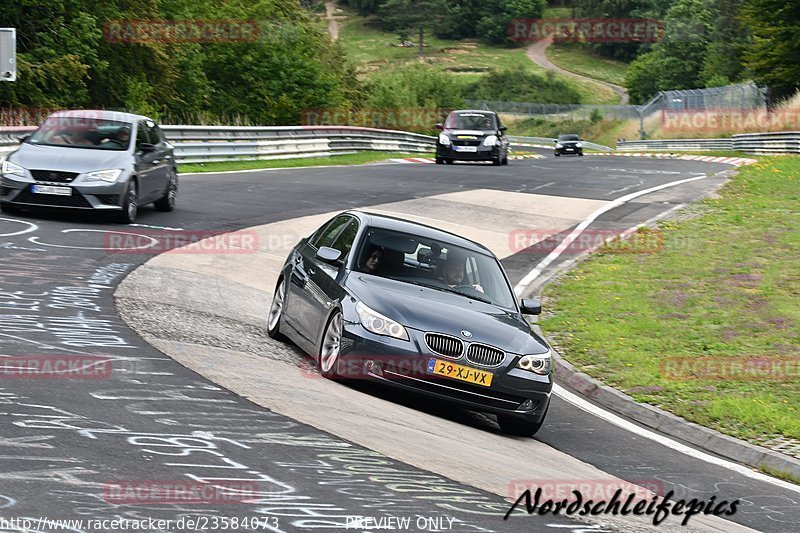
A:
307;267;316;275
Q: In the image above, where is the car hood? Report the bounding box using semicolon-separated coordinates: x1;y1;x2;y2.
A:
9;143;131;173
444;129;491;137
346;274;548;354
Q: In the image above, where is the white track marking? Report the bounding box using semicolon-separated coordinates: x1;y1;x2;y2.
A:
0;217;38;237
28;229;158;250
555;384;800;493
514;174;709;296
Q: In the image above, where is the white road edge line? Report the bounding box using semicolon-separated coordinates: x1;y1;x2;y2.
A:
555;384;800;493
514;174;709;297
514;172;800;492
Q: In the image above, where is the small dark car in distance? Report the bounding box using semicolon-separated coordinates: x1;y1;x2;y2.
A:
1;110;177;223
435;110;510;166
554;133;584;157
268;211;553;436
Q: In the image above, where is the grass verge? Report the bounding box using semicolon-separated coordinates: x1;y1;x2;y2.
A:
546;43;630;87
178;152;429;173
540;156;800;446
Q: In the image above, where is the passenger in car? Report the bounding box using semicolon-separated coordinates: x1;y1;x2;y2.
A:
361;246;386;276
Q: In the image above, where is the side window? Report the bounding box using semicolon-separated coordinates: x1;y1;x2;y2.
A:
331;219;359;258
144;120;160;145
466;256;479;285
312;215;351;249
136;121;150;147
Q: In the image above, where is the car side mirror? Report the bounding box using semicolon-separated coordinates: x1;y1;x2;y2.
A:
138;143;156;153
316;246;342;264
499;125;507;131
435;123;443;130
554;139;559;143
17;134;29;143
520;298;542;315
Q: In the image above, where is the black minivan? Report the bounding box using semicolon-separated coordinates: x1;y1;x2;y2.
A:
435;110;510;166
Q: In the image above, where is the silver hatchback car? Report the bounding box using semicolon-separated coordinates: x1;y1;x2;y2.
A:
0;110;177;224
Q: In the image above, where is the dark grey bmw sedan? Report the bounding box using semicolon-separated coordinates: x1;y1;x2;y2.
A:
0;110;177;223
268;211;553;436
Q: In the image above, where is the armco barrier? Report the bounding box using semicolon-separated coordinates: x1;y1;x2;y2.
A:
0;125;435;163
732;131;800;155
617;138;733;152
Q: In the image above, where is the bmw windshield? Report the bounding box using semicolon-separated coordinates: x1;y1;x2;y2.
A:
355;227;517;311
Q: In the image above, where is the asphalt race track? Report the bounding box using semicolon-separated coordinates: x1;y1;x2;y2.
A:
1;151;798;533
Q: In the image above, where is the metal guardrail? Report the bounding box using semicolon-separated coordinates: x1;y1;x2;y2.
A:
509;135;613;152
617;138;733;152
0;125;436;163
732;131;800;154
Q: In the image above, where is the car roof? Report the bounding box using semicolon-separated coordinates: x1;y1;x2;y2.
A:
448;110;498;116
347;211;494;256
47;109;154;124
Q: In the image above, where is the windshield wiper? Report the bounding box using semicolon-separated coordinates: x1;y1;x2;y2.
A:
386;277;495;305
438;286;493;304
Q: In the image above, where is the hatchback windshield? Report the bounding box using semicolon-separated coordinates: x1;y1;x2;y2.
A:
444;112;497;130
356;227;516;310
558;134;580;141
27;118;133;151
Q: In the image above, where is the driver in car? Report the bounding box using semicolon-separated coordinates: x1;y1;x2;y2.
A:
439;253;484;293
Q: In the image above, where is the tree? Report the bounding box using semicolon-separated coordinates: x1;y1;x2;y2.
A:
476;0;546;45
740;0;800;102
380;0;448;58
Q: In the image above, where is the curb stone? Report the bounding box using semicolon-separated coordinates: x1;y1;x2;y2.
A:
525;168;800;483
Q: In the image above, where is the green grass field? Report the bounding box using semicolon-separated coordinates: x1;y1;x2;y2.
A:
337;12;618;104
540;157;800;447
546;43;630;87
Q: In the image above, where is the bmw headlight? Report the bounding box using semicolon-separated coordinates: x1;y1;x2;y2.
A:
84;169;123;183
483;135;498;147
576;142;583;148
555;143;563;149
356;301;409;340
438;133;451;146
1;160;25;177
516;350;551;375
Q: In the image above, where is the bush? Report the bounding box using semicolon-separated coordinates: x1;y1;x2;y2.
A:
465;69;582;104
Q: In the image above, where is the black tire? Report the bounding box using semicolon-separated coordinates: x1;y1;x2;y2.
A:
116;179;138;224
154;169;178;212
444;159;454;165
435;157;444;165
492;157;501;166
318;311;343;380
0;202;19;214
502;154;509;165
267;279;289;341
578;152;584;157
497;414;546;437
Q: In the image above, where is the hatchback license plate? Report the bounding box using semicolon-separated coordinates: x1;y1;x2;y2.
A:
32;185;72;196
454;146;477;152
427;358;493;386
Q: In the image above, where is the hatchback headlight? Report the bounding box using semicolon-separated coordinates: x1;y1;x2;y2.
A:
483;135;498;147
516;350;551;375
576;142;583;148
356;301;409;340
438;133;451;146
555;143;563;149
1;160;25;177
84;169;123;183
